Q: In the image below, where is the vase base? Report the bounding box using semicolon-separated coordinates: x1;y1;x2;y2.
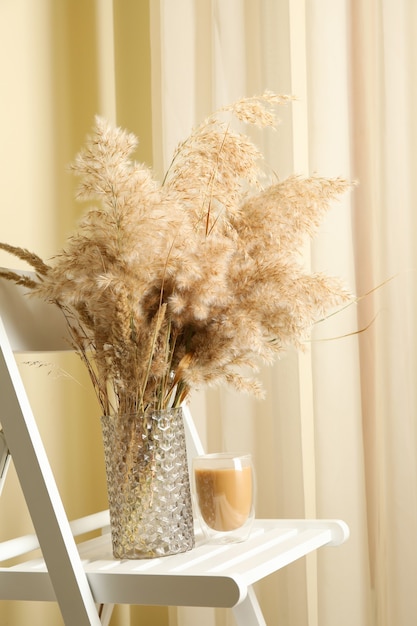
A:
113;538;195;560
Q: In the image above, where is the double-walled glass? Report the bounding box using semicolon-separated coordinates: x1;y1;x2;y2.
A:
192;453;255;543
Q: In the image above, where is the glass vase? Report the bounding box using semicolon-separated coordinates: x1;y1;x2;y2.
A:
100;406;195;559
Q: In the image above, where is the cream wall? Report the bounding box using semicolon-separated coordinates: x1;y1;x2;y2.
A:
0;1;163;625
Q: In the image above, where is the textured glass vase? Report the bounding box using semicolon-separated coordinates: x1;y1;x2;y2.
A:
101;406;195;559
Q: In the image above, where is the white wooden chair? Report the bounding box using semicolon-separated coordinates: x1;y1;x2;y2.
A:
0;271;349;626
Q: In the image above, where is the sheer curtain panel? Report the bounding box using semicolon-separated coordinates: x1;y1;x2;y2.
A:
151;0;417;625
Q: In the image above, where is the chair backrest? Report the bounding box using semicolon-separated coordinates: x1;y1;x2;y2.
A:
0;268;71;493
0;269;70;352
0;269;71;493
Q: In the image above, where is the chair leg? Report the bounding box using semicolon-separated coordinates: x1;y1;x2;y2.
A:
99;603;115;626
232;586;267;626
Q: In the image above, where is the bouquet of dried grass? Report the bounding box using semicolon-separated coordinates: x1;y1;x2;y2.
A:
0;93;351;417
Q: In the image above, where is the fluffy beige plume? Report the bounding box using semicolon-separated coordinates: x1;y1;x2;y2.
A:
0;93;353;415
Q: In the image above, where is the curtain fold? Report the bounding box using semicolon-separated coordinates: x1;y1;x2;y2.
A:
150;1;367;625
305;2;372;625
351;1;417;624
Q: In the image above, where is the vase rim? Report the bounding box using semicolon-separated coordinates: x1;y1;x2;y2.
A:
102;406;183;419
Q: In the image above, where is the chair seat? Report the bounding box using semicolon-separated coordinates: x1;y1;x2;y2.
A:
0;514;348;608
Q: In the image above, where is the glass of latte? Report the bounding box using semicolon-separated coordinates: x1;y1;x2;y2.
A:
192;453;255;543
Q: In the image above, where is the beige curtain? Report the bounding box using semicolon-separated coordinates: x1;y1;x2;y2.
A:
1;1;416;625
152;0;417;625
351;1;417;624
